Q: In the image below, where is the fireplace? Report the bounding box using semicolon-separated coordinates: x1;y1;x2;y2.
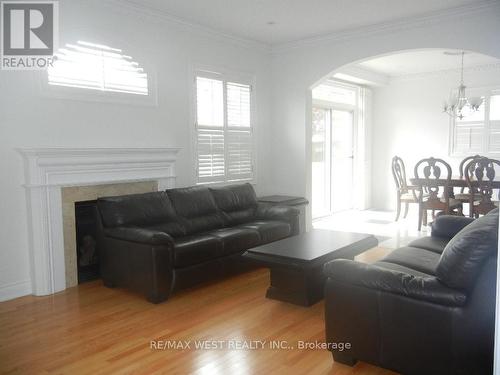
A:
19;147;180;296
75;200;100;283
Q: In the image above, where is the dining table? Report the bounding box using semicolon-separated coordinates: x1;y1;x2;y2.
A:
407;176;500;230
409;177;500;197
410;176;500;221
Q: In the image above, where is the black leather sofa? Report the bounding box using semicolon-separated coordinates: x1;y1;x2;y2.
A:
96;183;299;303
324;209;498;375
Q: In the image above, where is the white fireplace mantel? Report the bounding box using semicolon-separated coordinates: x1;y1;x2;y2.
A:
18;147;180;296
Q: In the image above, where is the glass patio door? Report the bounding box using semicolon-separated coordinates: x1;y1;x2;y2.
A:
312;107;331;218
312;107;354;218
330;109;354;212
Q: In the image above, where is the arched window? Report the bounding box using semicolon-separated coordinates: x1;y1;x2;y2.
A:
48;41;149;96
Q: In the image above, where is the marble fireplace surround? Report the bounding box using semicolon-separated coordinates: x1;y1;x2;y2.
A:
19;148;180;296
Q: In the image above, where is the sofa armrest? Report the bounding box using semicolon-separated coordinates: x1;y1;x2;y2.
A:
104;226;175;246
255;203;301;235
324;259;467;307
431;215;475;240
255;203;299;221
99;227;175;303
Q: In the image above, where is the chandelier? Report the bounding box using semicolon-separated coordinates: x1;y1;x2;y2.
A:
443;51;483;120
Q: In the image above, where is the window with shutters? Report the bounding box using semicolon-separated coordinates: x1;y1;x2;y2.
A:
450;88;500;156
42;41;156;105
194;71;254;184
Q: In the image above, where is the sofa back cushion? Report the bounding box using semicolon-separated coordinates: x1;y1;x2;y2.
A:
97;192;185;236
167;186;224;233
436;209;498;290
210;183;258;225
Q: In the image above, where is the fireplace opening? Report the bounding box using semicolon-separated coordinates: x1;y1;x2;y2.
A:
75;200;100;283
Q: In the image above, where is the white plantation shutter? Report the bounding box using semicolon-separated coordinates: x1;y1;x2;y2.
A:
488;122;500;154
48;41;148;95
195;76;225;182
195;73;254;183
227;130;253;180
453;123;484;154
488;95;500;154
196;129;225;181
226;82;253;181
227;82;251;128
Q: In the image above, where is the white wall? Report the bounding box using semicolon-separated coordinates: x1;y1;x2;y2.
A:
269;3;500;225
0;0;273;300
371;65;500;210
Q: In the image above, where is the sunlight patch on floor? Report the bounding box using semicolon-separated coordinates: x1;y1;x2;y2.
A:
313;209;429;250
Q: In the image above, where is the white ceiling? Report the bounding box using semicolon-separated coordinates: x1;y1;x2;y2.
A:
357;50;500;77
129;0;482;44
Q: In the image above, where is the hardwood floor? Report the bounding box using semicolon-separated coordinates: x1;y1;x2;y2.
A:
0;264;396;375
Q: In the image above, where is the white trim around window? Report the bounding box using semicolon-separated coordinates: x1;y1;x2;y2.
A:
189;64;257;186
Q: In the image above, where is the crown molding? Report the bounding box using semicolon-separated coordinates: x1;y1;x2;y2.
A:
388;62;500;83
272;0;500;54
100;0;272;54
98;0;498;56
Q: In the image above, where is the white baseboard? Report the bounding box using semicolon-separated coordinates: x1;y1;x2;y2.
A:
0;280;32;302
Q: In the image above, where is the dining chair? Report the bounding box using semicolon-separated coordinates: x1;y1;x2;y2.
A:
414;157;463;231
454;154;484;204
391;156;420;221
465;157;500;217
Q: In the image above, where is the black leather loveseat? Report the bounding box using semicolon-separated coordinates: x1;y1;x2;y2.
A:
324;209;498;375
96;183;299;303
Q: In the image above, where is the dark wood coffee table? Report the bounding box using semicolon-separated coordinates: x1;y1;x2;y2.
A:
243;230;378;306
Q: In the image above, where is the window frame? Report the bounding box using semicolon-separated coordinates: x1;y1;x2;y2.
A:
449;86;500;157
190;65;257;186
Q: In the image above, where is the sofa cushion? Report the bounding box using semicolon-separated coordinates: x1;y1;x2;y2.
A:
436;209;499;290
181;215;226;234
167;186;218;217
380;247;441;275
210;183;258;211
167;186;224;233
238;220;291;244
431;215;475;239
173;234;223;268
221;208;256;226
210;183;258;225
408;237;449;254
206;227;261;255
97;191;178;228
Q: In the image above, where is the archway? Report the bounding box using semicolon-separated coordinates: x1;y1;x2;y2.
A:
304;48;500;228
